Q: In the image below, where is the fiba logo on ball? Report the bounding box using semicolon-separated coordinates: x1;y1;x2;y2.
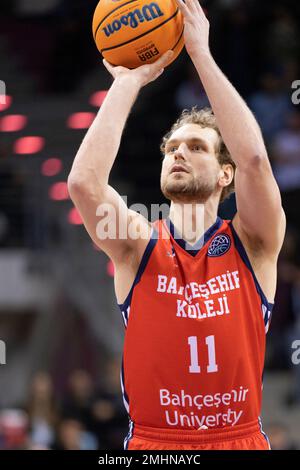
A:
92;0;184;69
207;234;231;258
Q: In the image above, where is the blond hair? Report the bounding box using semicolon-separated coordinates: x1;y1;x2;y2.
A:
161;107;236;203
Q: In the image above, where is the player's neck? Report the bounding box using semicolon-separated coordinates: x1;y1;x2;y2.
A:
169;201;218;246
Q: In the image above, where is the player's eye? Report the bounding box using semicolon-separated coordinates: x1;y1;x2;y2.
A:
191;145;203;152
167;147;178;153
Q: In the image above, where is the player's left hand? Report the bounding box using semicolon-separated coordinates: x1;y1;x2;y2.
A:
103;50;174;88
175;0;210;58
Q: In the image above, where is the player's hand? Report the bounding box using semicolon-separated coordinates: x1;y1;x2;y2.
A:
103;50;174;88
175;0;210;58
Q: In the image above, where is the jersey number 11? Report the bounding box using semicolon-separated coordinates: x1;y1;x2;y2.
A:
188;335;218;374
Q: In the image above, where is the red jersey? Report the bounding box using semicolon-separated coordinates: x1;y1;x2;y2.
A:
118;217;273;449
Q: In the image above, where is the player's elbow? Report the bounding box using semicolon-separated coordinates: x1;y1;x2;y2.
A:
242;152;270;173
251;152;269;165
67;173;86;200
67;172;107;205
67;173;98;202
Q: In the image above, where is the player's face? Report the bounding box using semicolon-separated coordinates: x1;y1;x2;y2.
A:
161;124;222;203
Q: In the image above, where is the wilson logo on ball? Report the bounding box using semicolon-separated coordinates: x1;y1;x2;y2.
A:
102;2;164;38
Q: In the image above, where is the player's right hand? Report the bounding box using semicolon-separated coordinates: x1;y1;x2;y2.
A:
103;50;174;87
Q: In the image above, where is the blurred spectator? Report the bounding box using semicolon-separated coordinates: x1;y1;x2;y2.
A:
285;280;300;406
3;366;128;450
90;358;128;450
266;228;300;370
52;418;97;450
271;110;300;191
249;71;292;143
264;422;297;450
0;409;29;450
175;64;210;111
266;226;300;408
271;110;300;228
26;371;59;448
62;369;94;429
281;58;300;90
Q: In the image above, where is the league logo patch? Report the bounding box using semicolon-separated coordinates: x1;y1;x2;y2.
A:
208;233;231;257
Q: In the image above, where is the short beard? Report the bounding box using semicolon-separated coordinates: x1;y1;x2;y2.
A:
161;174;217;203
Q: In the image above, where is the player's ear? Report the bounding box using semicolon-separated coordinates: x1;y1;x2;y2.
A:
219;164;234;187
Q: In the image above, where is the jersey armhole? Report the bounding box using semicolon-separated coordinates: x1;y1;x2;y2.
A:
118;227;158;318
228;221;274;332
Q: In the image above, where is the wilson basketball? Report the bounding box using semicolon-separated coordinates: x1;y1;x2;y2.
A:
92;0;184;69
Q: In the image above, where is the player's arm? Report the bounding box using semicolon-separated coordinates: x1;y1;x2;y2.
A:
176;0;286;255
68;51;173;263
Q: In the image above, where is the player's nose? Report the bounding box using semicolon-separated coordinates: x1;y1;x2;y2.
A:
174;144;187;161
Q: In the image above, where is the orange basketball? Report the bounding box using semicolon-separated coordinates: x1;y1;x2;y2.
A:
92;0;184;69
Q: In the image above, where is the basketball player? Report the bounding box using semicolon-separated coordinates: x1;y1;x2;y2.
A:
68;0;286;450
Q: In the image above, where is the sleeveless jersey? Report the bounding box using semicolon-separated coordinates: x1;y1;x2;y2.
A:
118;217;273;443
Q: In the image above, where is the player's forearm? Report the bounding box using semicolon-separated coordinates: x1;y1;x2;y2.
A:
69;75;140;188
192;51;267;167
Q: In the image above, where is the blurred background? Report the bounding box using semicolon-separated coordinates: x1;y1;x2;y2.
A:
0;0;300;450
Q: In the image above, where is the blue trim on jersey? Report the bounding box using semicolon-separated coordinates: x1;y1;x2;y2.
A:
120;357;135;450
228;221;274;315
120;306;129;329
118;228;158;313
121;357;129;410
166;216;223;256
124;419;134;450
258;416;271;449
